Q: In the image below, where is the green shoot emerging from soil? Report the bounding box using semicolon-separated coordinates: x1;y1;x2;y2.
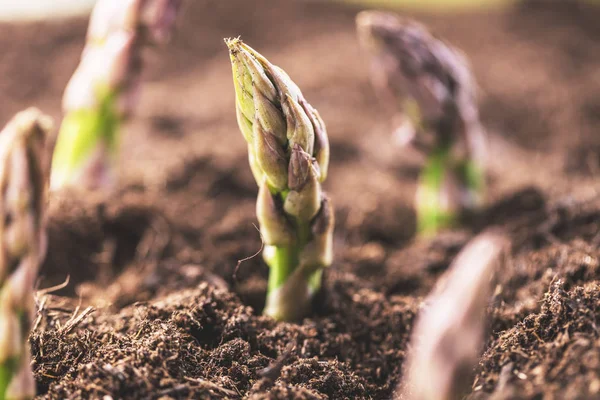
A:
50;0;182;191
398;231;509;400
226;38;334;322
356;11;486;235
0;109;51;400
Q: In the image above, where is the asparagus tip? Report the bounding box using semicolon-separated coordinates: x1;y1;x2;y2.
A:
355;10;379;30
225;37;266;67
398;230;510;399
13;107;54;136
224;36;242;52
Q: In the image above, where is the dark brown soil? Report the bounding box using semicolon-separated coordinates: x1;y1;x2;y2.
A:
1;0;600;398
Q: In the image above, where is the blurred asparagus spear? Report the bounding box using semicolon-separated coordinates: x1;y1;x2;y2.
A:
50;0;182;191
226;38;334;322
356;11;486;235
397;231;509;400
0;109;52;400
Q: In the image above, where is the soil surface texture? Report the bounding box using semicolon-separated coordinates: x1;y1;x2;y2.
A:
1;0;600;398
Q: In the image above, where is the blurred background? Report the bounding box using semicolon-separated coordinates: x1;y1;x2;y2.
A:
1;0;599;233
3;0;598;20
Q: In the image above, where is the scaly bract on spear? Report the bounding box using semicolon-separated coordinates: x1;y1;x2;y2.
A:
0;109;52;400
226;38;334;322
50;0;182;191
356;11;486;235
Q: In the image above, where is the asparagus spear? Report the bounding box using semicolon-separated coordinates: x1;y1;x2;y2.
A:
356;11;486;235
50;0;182;191
0;109;52;400
398;231;509;400
226;38;334;322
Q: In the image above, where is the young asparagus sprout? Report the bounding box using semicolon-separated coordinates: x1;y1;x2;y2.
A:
225;38;334;322
398;231;509;400
356;11;486;235
50;0;182;191
0;109;52;400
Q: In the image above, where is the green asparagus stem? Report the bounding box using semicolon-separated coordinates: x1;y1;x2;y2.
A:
415;145;457;234
226;38;334;321
0;109;52;400
356;11;486;235
398;231;509;400
50;0;182;191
